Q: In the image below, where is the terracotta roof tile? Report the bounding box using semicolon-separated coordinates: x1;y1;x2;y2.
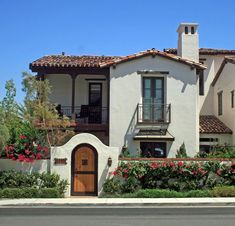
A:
200;115;232;134
164;48;235;55
100;49;206;69
30;49;206;70
30;55;122;68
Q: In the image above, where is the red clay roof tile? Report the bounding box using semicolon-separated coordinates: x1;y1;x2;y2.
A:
30;49;206;70
200;115;232;134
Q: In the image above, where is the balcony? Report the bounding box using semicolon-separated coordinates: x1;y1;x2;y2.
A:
59;105;108;132
137;103;171;125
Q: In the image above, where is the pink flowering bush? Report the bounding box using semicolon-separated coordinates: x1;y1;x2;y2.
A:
1;133;49;162
104;161;235;194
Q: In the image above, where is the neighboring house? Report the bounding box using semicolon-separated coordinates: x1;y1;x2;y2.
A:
30;23;234;157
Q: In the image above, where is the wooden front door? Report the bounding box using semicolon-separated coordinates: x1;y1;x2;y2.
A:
71;144;98;196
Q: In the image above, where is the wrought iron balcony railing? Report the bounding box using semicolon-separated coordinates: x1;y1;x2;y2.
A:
137;103;171;124
59;105;108;124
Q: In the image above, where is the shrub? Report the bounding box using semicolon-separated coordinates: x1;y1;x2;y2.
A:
0;187;61;199
212;186;235;197
0;171;68;197
175;143;188;158
103;176;123;194
104;161;235;194
101;189;213;198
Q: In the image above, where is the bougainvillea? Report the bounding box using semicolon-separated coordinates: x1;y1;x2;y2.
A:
1;134;49;162
105;160;235;194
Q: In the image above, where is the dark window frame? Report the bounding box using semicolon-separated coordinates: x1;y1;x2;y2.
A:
185;26;188;34
199;70;204;96
140;142;167;158
218;91;223;116
231;90;234;108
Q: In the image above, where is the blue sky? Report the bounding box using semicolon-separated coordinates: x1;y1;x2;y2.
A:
1;0;235;103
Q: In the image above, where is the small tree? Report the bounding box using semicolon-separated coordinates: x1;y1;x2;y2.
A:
176;142;188;158
21;72;70;146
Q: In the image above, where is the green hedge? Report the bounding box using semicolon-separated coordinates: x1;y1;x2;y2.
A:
101;187;235;198
0;171;68;198
101;189;212;198
212;186;235;197
0;187;61;199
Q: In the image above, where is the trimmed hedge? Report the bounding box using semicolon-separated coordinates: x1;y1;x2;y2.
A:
0;171;68;198
212;186;235;197
101;187;235;198
0;187;61;199
101;189;213;198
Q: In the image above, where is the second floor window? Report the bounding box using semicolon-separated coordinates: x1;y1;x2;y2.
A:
231;90;234;108
218;91;223;116
199;70;204;96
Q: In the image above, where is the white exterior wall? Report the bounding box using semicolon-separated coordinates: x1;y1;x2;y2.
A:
0;159;50;173
213;62;235;144
199;56;225;115
46;74;107;108
109;55;199;157
200;133;232;146
51;133;119;197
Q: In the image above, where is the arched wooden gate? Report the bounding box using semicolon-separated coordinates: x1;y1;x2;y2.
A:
71;144;98;196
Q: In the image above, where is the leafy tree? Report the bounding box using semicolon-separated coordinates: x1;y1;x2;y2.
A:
21;72;70;146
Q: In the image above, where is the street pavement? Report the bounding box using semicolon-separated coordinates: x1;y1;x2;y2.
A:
0;207;235;226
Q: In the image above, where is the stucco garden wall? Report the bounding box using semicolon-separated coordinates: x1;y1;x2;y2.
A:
0;159;50;173
109;55;199;157
50;133;119;197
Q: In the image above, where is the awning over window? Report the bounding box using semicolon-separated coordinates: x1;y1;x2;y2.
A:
133;129;175;141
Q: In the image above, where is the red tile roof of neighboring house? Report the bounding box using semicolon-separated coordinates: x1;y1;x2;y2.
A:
211;56;235;86
30;55;122;68
164;48;235;55
100;49;206;69
200;115;232;134
30;49;206;70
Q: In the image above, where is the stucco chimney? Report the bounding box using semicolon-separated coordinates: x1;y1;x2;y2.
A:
177;23;199;62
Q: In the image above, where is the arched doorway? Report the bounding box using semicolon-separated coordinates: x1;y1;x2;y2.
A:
71;144;98;196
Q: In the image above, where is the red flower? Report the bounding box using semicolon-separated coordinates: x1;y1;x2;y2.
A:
25;149;30;155
19;135;27;139
216;169;222;175
8;146;14;152
170;162;175;167
178;161;184;167
112;171;117;176
18;154;25;162
43;147;49;152
37;145;42;151
36;153;42;159
123;169;128;173
123;174;128;179
150;162;159;169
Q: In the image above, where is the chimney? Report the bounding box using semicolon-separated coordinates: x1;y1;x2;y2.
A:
177;23;199;62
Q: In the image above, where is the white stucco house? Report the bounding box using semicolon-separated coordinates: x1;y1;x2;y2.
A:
30;22;235;159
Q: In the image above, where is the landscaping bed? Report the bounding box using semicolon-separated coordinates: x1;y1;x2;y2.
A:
102;160;235;197
0;171;68;199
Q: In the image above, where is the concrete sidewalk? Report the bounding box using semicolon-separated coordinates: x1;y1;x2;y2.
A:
1;197;235;207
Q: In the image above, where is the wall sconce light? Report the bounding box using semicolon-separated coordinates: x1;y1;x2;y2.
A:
107;157;112;167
